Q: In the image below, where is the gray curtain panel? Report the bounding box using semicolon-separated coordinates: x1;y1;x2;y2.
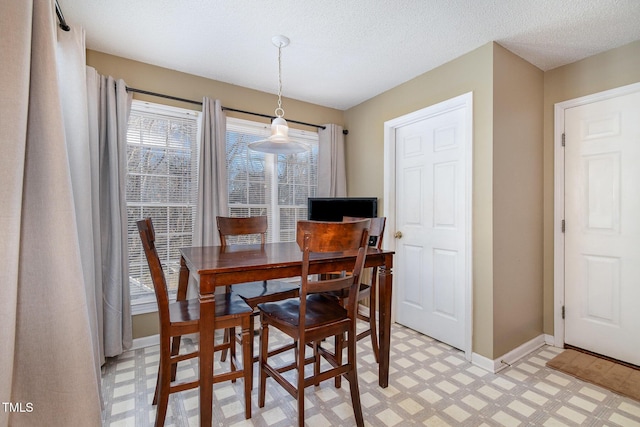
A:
94;74;133;357
56;25;105;381
193;97;228;247
188;98;228;301
318;124;347;197
0;1;102;425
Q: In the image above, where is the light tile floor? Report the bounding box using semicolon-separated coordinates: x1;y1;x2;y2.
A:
101;323;640;426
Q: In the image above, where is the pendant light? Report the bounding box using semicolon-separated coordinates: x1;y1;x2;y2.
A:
249;35;307;154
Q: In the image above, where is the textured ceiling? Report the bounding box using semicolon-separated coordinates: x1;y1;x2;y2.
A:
60;0;640;110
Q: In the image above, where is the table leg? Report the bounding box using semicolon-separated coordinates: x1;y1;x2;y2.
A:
378;259;392;388
199;291;215;426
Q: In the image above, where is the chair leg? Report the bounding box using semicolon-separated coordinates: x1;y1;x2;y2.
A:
241;320;252;419
220;327;231;362
345;368;364;427
152;368;160;405
248;315;255;389
334;333;343;388
155;337;172;427
169;335;182;381
313;341;321;387
220;286;233;362
229;326;237;383
368;287;380;363
346;330;364;427
258;318;269;408
297;339;306;427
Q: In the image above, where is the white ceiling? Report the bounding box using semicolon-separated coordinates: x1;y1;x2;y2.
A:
60;0;640;110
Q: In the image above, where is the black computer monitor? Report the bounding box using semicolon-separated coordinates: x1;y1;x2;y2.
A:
307;197;377;222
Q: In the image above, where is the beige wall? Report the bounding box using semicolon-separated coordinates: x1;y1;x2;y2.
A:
130;312;158;339
345;40;639;359
492;44;544;357
344;43;498;357
86;50;345;339
541;40;640;334
87;50;344;131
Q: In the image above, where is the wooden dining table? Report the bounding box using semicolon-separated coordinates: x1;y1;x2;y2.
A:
178;241;394;426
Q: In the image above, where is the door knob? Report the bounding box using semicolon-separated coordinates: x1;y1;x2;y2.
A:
394;231;403;239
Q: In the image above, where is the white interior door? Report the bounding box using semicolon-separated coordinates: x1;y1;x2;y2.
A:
564;89;640;365
392;98;470;351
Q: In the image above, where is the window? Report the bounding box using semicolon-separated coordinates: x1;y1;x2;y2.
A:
126;101;199;313
126;108;318;313
226;117;318;243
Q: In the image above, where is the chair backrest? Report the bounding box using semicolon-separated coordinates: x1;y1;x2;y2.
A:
217;216;268;247
296;220;370;320
343;216;386;249
136;217;171;325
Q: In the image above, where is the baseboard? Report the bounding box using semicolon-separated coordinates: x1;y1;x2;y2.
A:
471;334;547;373
544;334;555;346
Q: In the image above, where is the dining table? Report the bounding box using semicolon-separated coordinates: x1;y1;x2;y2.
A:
178;241;394;426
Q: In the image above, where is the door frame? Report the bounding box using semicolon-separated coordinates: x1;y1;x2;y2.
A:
383;92;473;360
553;82;640;348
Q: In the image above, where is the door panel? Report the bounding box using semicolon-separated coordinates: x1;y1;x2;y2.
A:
564;90;640;365
395;106;467;350
433;248;457;318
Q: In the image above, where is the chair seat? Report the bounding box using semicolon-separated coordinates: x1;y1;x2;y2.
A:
169;293;252;325
231;281;299;305
258;294;347;328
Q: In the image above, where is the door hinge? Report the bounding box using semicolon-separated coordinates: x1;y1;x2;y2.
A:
562;305;565;319
562;133;565;147
561;219;565;233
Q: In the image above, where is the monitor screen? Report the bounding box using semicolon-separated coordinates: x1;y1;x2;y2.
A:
307;197;378;222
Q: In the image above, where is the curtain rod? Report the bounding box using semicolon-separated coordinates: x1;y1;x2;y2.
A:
126;86;335;131
55;0;70;31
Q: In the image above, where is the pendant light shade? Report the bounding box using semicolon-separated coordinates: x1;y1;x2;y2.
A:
249;36;308;154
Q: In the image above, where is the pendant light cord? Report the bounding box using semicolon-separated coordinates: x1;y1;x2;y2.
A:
275;42;285;118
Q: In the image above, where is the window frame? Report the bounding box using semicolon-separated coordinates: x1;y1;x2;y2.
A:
127;110;319;315
225;116;319;243
127;100;200;315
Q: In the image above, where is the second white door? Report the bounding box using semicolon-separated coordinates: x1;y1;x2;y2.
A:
564;88;640;365
393;96;470;351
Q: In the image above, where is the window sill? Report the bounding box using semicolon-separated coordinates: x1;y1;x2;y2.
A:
131;299;158;316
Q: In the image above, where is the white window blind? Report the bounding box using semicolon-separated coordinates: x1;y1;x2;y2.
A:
226;117;318;243
126;100;199;312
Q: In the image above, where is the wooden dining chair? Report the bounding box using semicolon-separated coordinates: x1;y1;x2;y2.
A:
342;216;386;362
314;216;386;363
216;215;300;379
257;219;370;427
136;217;253;426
